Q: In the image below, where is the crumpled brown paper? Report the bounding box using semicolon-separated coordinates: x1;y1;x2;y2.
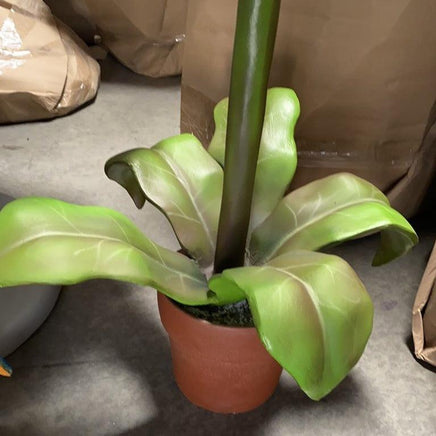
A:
413;242;436;366
0;0;100;124
45;0;187;78
181;0;436;217
43;0;96;45
388;100;436;217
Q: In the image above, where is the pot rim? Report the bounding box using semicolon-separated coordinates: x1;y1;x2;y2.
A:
158;292;258;332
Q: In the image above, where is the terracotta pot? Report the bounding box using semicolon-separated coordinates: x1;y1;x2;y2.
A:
157;292;282;414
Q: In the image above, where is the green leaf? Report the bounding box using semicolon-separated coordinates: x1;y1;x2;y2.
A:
222;250;374;400
249;173;418;265
105;134;223;269
209;88;300;230
208;273;246;305
0;198;210;305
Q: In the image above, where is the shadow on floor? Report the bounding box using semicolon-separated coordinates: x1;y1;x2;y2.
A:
99;55;180;89
404;334;436;374
120;376;366;436
2;276;373;435
85;284;370;435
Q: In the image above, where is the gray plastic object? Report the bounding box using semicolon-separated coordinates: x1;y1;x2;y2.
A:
0;194;61;356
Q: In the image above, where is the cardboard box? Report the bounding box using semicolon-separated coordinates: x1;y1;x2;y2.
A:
181;0;436;217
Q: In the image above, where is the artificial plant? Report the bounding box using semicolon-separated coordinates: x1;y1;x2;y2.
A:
0;0;417;400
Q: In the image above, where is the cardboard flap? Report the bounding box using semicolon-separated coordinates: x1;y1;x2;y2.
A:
388;100;436;217
413;242;436;366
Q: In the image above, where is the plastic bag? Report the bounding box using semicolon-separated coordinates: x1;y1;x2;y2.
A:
0;0;100;123
45;0;187;78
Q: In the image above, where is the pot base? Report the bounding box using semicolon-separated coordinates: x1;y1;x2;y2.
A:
158;293;282;414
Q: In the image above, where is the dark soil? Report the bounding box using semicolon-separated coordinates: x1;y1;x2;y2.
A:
173;299;254;327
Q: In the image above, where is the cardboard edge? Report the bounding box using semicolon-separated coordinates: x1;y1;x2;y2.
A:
412;242;436;366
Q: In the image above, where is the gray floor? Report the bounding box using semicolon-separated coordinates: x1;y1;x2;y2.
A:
0;58;435;436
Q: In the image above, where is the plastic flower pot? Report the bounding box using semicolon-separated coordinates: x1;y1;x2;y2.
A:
157;292;283;414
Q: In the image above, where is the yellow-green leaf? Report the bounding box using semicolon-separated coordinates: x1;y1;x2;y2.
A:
209;88;300;230
249;173;418;265
0;198;209;305
222;250;374;400
105;134;223;269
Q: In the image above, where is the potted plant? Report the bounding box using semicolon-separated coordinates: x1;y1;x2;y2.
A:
0;0;417;413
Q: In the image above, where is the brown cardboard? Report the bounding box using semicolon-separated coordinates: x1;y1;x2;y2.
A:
181;0;436;217
45;0;188;78
0;0;100;124
387;100;436;217
413;242;436;366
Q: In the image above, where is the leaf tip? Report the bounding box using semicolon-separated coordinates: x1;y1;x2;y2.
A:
104;160;146;209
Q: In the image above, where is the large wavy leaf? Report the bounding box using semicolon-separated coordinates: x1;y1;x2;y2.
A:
221;251;374;400
249;173;418;265
209;88;300;229
0;198;210;305
105;134;223;269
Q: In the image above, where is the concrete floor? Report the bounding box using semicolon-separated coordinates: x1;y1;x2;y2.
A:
0;57;435;435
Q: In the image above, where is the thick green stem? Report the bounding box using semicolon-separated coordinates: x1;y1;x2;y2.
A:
214;0;281;273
